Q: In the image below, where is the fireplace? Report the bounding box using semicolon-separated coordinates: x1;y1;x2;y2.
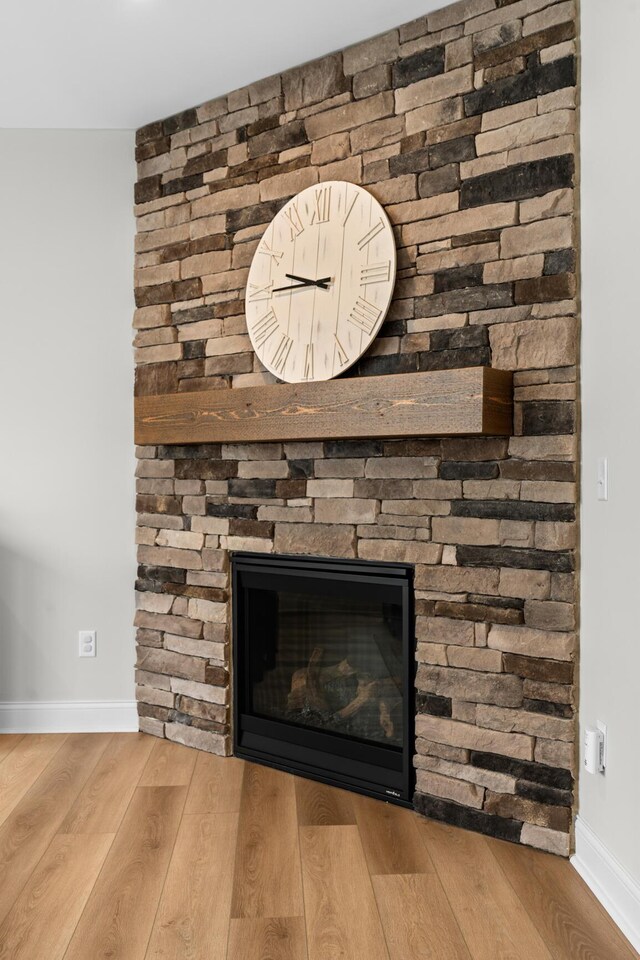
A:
232;552;414;804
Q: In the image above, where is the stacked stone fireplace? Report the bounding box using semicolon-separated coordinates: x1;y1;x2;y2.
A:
134;0;579;855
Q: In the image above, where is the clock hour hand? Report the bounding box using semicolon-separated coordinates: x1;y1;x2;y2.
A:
273;273;332;292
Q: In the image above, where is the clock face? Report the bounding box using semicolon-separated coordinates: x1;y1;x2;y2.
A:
245;181;397;383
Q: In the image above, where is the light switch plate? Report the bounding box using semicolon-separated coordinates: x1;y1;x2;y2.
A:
597;457;608;501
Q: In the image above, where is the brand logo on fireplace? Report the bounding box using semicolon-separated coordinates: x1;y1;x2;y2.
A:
385;789;402;798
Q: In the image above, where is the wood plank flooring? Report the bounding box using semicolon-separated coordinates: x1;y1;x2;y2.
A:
0;732;636;960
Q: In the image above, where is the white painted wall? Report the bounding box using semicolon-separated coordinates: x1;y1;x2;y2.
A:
578;0;640;946
0;130;136;726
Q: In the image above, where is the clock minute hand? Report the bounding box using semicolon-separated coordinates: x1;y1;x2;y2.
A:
273;274;332;292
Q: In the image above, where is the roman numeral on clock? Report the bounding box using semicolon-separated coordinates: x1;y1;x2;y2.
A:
360;261;391;285
283;202;304;240
303;343;314;380
357;218;385;251
248;280;274;301
334;335;349;368
311;186;331;224
251;308;279;346
258;240;283;265
272;333;294;375
347;296;382;335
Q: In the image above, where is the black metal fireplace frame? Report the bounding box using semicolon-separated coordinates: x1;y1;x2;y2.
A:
231;551;415;806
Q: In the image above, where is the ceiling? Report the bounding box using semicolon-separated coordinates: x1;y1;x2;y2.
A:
0;0;443;130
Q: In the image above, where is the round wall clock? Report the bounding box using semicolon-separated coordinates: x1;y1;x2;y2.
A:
245;180;397;383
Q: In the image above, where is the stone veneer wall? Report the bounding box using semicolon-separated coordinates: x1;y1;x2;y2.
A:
133;0;579;855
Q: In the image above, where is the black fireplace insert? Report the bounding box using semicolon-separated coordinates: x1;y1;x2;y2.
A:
232;552;415;805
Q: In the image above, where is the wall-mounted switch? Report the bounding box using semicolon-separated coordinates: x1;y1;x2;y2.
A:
78;630;96;657
597;457;608;501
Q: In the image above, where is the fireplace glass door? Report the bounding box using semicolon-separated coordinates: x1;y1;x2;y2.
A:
232;553;414;804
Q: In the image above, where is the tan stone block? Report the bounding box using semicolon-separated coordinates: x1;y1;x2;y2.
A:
257;506;313;523
417;616;475;647
446;35;474;69
388;191;459;226
485;791;570;832
186;598;226;623
416;714;534;760
477;110;575;156
415;564;499;593
500;519;535;548
134;326;177;349
416;770;484;808
133;303;172;330
165;722;227;756
164;635;226;661
395;65;473;114
139;717;164;737
274;522;355;558
135;223;190;254
447;646;504;672
538;87;576;114
138;544;203;570
135;343;182;366
524;679;572;705
196;96;227;123
191;184;260;219
508;435;576;462
170;677;227;705
534;737;575;770
317;156;363;183
180;251;231;279
525;600;575;631
452;702;477;723
136;684;174;709
405;96;463;136
521;822;570;856
464;0;554;35
305;91;394;140
483;255;544;284
500;215;573;259
463;480;521;499
520;480;576;503
343;30;399;75
311;132;350;165
432;516;500;546
540;40;576;64
259;166;319;202
138;513;183;531
417;664;523;707
222;536;273;553
177;319;223;341
404;201;517;246
316;499;378;525
414;479;463;499
137;647;205;682
490;316;576;371
135;592;174;615
156;529;205;551
429;0;496;32
499;568;551;600
488;624;575;661
416;642;449;665
136;460;176;479
366;172;416;206
535;522;576;551
358;540;442;564
236;461;288;480
481;99;537;132
417;240;499;273
476;704;574;742
523;0;575;36
416;753;516;793
205;334;251;357
307;479;354;498
189;213;226;240
248;74;281;105
408;313;467;333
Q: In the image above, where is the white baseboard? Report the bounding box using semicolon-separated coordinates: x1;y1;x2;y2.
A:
0;700;138;734
571;816;640;954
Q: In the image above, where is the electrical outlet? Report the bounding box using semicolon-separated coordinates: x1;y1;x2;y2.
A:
597;720;607;771
78;630;96;658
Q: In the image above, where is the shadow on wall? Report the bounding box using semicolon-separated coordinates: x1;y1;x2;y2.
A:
0;541;70;702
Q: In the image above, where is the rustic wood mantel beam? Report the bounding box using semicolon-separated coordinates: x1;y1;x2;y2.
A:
134;367;513;445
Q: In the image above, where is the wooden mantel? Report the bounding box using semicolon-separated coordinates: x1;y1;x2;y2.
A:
134;367;513;446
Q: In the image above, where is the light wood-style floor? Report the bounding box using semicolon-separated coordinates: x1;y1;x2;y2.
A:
0;733;637;960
